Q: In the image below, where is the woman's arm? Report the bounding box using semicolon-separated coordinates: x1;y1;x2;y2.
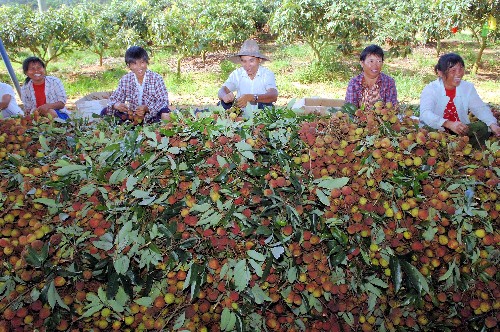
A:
419;83;446;129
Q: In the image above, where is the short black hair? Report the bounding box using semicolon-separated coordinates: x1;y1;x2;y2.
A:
125;46;149;65
434;53;465;75
22;56;46;83
360;45;384;62
22;56;45;75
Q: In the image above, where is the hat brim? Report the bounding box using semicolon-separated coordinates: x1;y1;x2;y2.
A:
227;53;270;64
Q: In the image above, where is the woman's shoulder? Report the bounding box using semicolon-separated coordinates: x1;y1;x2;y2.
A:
380;72;396;82
147;70;165;80
348;73;363;83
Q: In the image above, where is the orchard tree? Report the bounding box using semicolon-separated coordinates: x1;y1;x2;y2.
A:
151;1;202;77
370;0;425;57
75;3;123;66
419;0;463;56
460;0;499;74
196;0;261;63
151;0;261;76
269;0;337;62
325;1;375;55
0;4;87;64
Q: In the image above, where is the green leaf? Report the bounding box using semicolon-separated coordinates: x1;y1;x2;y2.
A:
47;280;70;311
221;308;237;331
114;287;129;309
33;198;62;208
39;134;49;151
247;250;266;262
93;240;114;251
251;285;272;304
114;256;130;275
438;259;456;282
134;297;153;307
400;260;430;295
422;225;437;241
198;210;222;227
108;299;124;313
369;277;388;288
315;188;330;206
248;259;263;277
167;146;181;154
389;256;402;294
191;203;211;213
109;168;128;184
246;167;269;177
55;164;88;176
126;176;138;192
173;312;186;329
314;176;349;190
287;266;297;283
235;140;255;160
78;184;96;196
131;190;151;198
234;259;250;292
82;300;104;318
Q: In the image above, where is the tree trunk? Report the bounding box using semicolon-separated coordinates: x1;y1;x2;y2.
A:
436;39;441;57
177;57;182;77
308;43;321;62
100;53;103;67
37;0;54;59
202;51;207;64
471;37;487;75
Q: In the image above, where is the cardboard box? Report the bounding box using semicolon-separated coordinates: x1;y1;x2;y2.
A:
300;98;345;114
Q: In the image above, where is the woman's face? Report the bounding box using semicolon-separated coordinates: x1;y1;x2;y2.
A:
26;61;46;85
128;59;148;81
439;63;465;89
240;56;261;78
360;54;383;80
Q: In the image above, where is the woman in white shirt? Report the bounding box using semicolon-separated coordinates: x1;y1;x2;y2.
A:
419;53;500;147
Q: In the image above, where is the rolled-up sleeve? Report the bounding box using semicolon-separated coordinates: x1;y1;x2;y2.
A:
419;83;446;129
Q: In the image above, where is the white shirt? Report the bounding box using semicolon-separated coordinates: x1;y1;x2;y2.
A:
223;66;277;117
0;82;24;118
419;78;497;130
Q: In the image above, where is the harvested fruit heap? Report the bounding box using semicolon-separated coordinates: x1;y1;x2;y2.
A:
0;104;498;332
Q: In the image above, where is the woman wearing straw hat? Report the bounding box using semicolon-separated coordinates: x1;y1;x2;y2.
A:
218;39;278;118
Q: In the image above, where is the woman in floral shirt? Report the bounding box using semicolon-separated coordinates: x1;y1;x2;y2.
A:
345;45;398;111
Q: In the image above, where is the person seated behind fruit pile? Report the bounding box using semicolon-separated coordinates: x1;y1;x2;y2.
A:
101;46;170;124
419;53;500;148
345;44;398;111
217;39;278;118
0;82;24;119
21;56;70;121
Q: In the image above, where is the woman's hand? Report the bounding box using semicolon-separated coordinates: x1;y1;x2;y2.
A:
443;120;468;135
135;105;148;117
113;102;129;113
490;123;500;137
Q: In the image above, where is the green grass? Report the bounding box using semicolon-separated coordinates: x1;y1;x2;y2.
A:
1;33;498;109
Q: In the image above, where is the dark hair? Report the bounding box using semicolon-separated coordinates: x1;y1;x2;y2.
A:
360;44;384;61
22;56;45;83
125;46;149;65
434;53;465;75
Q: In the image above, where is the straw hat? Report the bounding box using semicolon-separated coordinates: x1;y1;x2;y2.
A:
228;39;270;63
